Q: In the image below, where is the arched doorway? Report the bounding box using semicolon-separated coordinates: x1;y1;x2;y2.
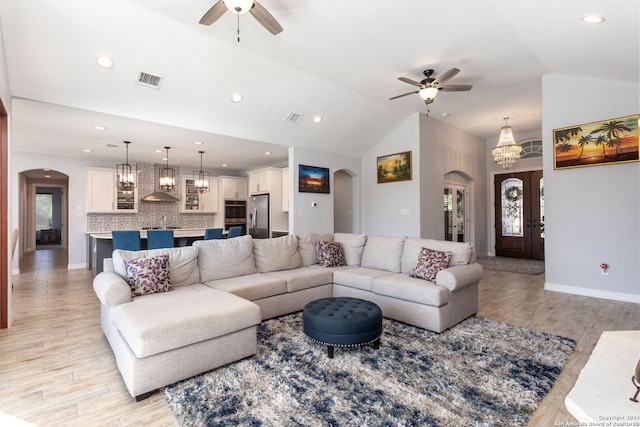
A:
443;171;473;243
19;169;69;255
333;169;354;233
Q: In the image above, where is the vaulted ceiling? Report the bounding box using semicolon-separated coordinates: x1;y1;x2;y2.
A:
1;0;638;171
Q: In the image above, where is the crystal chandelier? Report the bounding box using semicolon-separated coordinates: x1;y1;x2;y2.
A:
116;141;136;190
159;147;176;192
193;151;210;194
491;117;522;169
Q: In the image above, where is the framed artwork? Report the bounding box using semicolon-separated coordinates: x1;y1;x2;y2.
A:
553;114;639;170
377;151;412;183
298;164;330;194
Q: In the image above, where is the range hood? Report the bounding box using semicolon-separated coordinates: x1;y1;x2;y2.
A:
141;191;180;202
141;164;180;202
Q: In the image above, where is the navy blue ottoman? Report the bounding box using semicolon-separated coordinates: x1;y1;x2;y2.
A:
303;297;382;358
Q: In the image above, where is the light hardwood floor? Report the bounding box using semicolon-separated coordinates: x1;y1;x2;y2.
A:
1;249;638;426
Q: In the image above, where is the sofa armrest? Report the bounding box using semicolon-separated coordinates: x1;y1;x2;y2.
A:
93;272;132;307
435;263;483;292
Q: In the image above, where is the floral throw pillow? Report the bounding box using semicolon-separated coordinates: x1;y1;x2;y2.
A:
124;254;173;297
315;241;346;267
410;247;451;282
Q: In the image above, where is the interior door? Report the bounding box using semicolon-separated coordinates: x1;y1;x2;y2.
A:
494;171;544;259
444;184;467;242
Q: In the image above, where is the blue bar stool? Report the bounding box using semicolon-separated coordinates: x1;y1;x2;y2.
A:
146;230;175;249
227;226;242;238
112;230;142;251
204;228;224;240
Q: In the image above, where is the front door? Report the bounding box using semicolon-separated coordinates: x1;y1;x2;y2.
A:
494;170;544;259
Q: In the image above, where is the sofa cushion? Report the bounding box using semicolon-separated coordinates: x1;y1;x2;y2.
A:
253;235;302;273
204;273;286;301
113;285;261;358
315;241;346;267
113;246;200;287
124;254;173;297
333;233;367;267
265;267;334;293
297;232;334;266
332;267;395;292
410;248;451;282
194;235;257;281
371;274;449;307
401;238;473;273
361;235;405;273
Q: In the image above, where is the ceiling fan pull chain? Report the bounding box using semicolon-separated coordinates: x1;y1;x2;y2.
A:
237;13;241;42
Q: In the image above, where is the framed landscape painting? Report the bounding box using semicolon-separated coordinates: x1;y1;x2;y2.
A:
299;164;330;194
553;114;639;170
377;151;412;183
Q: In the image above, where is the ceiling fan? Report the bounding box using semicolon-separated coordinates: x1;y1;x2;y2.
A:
199;0;283;36
389;68;472;105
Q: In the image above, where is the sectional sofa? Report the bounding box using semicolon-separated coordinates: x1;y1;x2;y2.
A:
93;233;483;400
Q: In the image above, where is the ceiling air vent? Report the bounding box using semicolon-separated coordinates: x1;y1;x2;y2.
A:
285;112;304;124
136;71;163;89
105;143;119;148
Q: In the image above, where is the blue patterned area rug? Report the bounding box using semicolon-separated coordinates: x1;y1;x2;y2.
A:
161;313;575;426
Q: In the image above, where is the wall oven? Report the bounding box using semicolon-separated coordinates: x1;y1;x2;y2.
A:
224;200;247;234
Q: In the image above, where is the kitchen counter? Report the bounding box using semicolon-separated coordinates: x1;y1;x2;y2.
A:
87;228;208;277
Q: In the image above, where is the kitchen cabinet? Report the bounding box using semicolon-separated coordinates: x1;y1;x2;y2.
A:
221;177;247;200
248;168;273;194
281;167;289;212
179;175;219;213
87;167;138;213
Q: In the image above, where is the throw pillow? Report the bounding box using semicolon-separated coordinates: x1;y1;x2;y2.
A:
315;241;346;267
410;247;451;282
124;254;173;297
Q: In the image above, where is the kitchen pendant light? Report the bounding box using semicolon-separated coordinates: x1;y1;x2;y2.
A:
159;146;176;192
116;141;137;190
193;151;210;194
491;117;522;169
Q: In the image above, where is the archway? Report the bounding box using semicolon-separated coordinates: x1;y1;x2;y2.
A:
333;169;355;233
443;171;473;243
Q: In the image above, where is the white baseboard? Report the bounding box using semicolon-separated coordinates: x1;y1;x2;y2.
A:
545;282;640;304
68;263;87;270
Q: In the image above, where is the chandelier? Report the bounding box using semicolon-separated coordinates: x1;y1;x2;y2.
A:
193;151;211;194
159;146;176;192
491;117;522;169
116;141;136;190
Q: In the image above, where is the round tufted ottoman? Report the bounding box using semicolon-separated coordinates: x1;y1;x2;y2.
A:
303;297;382;358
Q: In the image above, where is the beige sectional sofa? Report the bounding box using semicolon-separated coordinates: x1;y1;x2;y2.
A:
93;233;483;400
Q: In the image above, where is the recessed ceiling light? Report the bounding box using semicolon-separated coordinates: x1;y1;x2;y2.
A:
155;149;162;153
83;149;92;153
265;151;272;155
313;116;322;123
442;113;450;117
94;125;107;130
194;141;203;145
231;94;243;103
222;163;228;167
581;15;605;24
95;55;114;69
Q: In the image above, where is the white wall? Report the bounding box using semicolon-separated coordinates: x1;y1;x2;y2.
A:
362;114;421;237
542;74;640;302
288;146;361;234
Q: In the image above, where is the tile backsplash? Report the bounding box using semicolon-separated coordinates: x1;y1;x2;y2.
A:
86;163;218;232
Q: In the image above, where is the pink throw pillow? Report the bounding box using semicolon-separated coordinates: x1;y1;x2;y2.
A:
124;254;173;297
410;247;450;282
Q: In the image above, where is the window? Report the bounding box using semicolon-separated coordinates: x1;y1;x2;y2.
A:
36;193;53;230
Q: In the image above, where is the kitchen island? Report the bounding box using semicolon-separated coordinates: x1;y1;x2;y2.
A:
87;228;208;277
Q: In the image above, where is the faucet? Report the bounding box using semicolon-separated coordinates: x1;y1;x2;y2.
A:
161;215;167;230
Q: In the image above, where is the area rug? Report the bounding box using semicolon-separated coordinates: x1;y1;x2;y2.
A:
161;313;575;426
476;256;545;275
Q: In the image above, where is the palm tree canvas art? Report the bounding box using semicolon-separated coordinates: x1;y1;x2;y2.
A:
377;151;412;183
554;114;639;169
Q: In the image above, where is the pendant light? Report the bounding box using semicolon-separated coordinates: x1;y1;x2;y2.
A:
491;117;522;169
193;151;211;194
159;146;176;192
116;141;137;190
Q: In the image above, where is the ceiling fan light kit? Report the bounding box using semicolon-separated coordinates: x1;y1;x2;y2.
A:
390;68;472;105
418;87;439;101
225;0;253;14
491;117;523;169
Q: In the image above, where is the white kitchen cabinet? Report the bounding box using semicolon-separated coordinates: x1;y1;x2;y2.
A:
87;167;138;213
281;167;289;212
221;177;248;200
179;175;219;213
248;168;273;194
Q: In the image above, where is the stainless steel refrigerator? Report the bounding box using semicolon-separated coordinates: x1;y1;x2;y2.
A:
249;194;269;239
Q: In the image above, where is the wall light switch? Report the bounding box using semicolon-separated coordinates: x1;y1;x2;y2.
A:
400;208;410;215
